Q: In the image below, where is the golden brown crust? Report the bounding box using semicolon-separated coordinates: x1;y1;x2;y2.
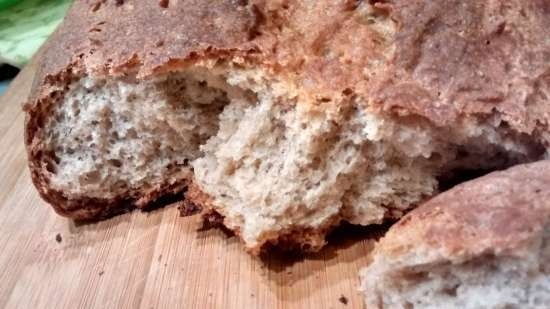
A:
373;0;550;135
375;160;550;264
236;1;550;139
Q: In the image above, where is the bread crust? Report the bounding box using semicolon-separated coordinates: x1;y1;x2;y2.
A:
373;0;550;134
24;0;550;229
185;183;336;254
371;160;550;266
361;160;550;309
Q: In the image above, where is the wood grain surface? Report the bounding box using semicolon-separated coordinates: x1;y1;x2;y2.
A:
0;58;381;309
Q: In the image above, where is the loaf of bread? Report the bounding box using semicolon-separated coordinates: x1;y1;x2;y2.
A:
360;160;550;309
25;0;550;252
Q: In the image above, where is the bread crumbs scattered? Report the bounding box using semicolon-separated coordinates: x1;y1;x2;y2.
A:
339;295;348;305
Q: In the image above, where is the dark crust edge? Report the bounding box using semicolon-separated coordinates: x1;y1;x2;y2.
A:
185;182;339;255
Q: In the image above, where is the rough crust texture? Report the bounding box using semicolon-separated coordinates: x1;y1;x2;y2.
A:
24;1;550;246
367;160;550;264
361;160;550;309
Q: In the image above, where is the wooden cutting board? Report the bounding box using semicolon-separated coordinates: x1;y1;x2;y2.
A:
0;57;380;309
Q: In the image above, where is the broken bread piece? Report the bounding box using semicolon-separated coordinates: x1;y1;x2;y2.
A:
25;1;550;252
360;160;550;309
24;0;258;219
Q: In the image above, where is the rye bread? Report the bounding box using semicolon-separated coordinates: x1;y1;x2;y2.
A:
24;0;550;251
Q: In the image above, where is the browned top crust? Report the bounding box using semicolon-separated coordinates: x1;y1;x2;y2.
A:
255;1;550;136
375;160;550;264
28;0;258;103
28;1;550;133
375;0;550;134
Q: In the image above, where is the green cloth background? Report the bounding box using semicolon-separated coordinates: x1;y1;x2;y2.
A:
0;0;71;67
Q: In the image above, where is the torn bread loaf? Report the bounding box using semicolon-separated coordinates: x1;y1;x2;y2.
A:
25;0;550;252
360;160;550;309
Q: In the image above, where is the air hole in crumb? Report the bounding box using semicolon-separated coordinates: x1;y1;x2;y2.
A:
126;128;138;139
442;284;459;297
91;2;101;12
55;113;65;122
345;156;352;164
224;162;237;175
108;159;123;168
311;156;322;170
403;302;414;309
430;152;442;162
253;159;261;169
159;0;169;8
127;93;137;102
342;88;353;96
343;0;360;11
80;170;101;184
401;271;428;282
45;160;58;174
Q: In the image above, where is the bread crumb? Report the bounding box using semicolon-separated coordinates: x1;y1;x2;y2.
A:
178;200;201;217
339;295;348;305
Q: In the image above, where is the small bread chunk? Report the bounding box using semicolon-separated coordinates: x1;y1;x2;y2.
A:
361;161;550;309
